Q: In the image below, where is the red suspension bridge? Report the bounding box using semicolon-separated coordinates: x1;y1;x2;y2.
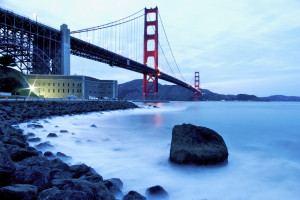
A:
0;7;201;100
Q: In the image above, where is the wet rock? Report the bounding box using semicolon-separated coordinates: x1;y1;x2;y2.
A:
52;179;114;200
38;187;88;200
0;141;16;186
69;164;93;178
146;185;169;200
56;152;71;160
44;151;54;157
102;178;123;198
47;133;58;138
59;130;68;133
123;191;146;200
0;184;38;200
35;142;54;150
12;164;52;190
26;133;35;138
91;124;97;128
34;124;44;128
80;174;103;183
27;124;35;128
6;144;38;162
28;137;41;142
44;120;50;123
1;136;26;148
170;124;228;165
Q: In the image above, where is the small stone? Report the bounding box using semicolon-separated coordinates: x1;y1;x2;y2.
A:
90;124;97;128
146;185;169;200
34;124;43;128
35;142;54;150
28;137;41;142
47;133;58;137
44;151;54;157
123;191;146;200
60;130;68;133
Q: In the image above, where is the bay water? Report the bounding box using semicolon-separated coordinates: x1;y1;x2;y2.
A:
19;102;300;200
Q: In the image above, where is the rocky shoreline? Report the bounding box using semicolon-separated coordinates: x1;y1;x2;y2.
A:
0;100;157;200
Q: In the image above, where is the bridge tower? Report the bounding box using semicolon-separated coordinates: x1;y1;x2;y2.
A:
143;7;159;99
194;71;200;101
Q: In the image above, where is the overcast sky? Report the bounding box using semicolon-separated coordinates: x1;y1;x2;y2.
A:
1;0;300;96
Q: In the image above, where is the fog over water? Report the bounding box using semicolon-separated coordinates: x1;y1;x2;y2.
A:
19;102;300;200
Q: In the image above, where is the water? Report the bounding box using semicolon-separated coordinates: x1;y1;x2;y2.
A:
19;102;300;200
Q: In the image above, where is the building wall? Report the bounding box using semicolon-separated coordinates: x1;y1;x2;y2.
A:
27;75;117;99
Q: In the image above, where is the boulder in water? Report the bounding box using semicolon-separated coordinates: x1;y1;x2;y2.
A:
146;185;169;200
169;124;228;165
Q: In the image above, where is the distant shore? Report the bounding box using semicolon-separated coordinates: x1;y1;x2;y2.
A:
0;100;142;200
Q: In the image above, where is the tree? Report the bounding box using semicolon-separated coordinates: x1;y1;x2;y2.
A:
0;54;17;71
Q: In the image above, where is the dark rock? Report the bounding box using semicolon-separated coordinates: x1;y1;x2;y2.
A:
123;191;146;200
6;144;38;162
91;124;97;128
146;185;169;200
52;179;115;200
28;137;41;142
0;141;16;186
50;158;69;171
69;164;93;178
44;151;54;157
59;130;68;133
0;184;38;200
102;178;123;198
80;174;103;183
26;133;35;138
27;124;35;128
35;141;54;150
170;124;228;165
12;164;52;190
34;124;44;128
1;136;26;147
38;187;88;200
44;120;50;123
47;133;58;137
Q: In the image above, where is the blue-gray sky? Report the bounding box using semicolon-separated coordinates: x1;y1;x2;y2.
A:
2;0;300;96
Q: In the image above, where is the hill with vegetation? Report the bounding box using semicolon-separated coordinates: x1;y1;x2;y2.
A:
118;79;300;101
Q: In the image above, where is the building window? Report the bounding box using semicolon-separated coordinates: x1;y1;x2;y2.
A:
48;83;50;86
72;89;74;93
53;83;55;86
48;89;50;93
58;89;60;93
68;83;69;87
80;89;81;93
43;83;45;86
53;89;55;93
73;83;74;87
68;89;69;93
63;83;64;87
63;89;64;93
58;83;60;86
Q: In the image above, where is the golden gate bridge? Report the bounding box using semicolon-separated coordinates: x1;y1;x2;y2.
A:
0;7;201;100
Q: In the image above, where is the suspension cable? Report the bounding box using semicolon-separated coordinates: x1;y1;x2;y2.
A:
71;9;144;34
158;12;186;82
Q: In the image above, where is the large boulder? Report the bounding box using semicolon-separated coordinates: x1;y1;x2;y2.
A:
0;141;16;186
52;179;115;200
0;184;38;200
38;187;88;200
169;124;228;165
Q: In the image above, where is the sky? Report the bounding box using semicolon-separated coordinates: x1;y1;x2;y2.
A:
1;0;300;96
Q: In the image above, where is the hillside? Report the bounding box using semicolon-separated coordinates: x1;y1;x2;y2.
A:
118;79;300;101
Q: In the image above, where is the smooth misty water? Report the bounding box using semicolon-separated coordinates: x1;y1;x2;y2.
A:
19;102;300;200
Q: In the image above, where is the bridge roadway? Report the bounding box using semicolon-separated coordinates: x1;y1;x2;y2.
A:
0;7;199;94
71;37;199;93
